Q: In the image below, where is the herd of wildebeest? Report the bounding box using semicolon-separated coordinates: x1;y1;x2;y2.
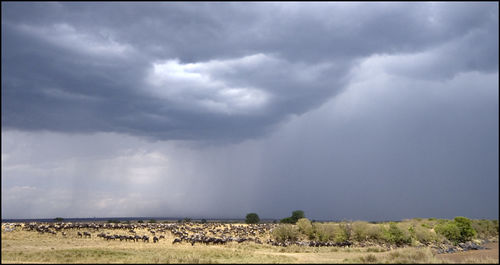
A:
13;221;353;247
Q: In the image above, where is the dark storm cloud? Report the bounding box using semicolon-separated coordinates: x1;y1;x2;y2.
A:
2;2;497;141
2;2;498;221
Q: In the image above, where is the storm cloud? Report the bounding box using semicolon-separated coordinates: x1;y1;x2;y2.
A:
2;2;498;220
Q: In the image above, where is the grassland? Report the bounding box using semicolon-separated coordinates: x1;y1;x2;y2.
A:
2;224;498;264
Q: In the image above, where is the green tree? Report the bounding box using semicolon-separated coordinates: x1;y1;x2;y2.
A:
280;217;295;224
245;213;260;224
280;210;305;224
291;210;305;222
148;219;157;223
201;219;207;224
54;217;64;222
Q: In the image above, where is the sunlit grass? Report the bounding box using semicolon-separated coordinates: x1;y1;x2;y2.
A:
2;225;498;263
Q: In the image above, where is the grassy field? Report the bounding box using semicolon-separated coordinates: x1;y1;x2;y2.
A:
2;227;498;263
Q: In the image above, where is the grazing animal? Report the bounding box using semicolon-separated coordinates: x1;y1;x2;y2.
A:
142;235;149;243
77;232;83;238
83;232;91;238
172;238;182;244
153;236;159;243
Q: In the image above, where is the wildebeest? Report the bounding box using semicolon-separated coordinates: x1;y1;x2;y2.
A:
83;232;91;238
153;236;159;243
77;232;83;238
142;235;149;243
172;238;182;244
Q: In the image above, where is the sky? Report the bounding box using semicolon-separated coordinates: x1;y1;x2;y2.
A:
1;2;498;221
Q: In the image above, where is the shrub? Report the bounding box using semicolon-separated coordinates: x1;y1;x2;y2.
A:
414;225;438;244
435;221;461;244
453;216;476;242
272;224;300;243
351;221;370;241
384;222;411;246
421;223;432;229
245;213;260;224
137;220;144;223
472;219;498;238
366;224;385;242
54;217;64;222
201;219;207;224
296;218;314;239
312;223;336;242
360;254;378;263
336;223;350;243
148;219;157;223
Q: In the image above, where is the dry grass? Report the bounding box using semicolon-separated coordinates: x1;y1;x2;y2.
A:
2;227;498;263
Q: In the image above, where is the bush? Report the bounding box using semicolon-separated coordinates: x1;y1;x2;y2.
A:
54;217;64;222
435;221;461;244
336;223;350;243
434;217;477;244
148;219;157;223
313;223;336;242
137;220;144;223
384;222;411;246
201;219;207;224
297;218;314;239
108;219;120;223
245;213;260;224
454;216;476;242
272;224;300;243
352;221;384;242
414;225;438;244
351;221;370;241
366;224;385;242
360;254;378;263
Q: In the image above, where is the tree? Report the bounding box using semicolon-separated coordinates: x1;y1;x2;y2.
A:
280;217;295;224
280;210;305;224
201;219;207;224
292;210;305;222
246;213;260;224
54;217;64;222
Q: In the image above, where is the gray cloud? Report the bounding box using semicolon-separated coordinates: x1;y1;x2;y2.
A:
2;2;498;220
2;2;497;141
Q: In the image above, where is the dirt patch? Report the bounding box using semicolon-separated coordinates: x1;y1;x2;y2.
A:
437;242;498;263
